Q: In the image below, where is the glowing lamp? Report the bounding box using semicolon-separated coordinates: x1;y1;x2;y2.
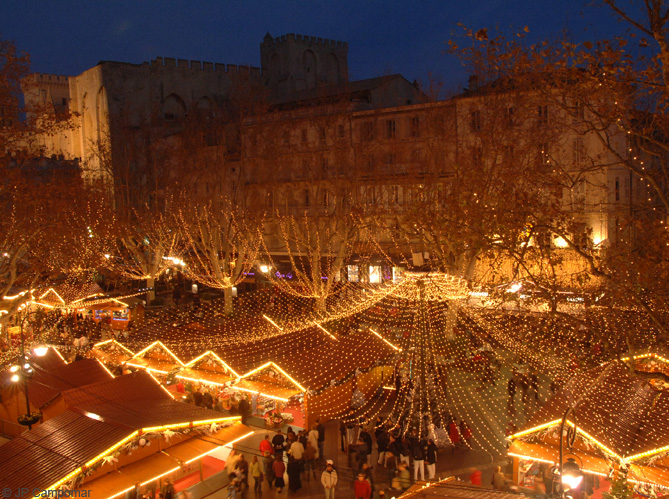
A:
11;374;19;382
561;458;583;490
33;345;48;357
9;365;18;373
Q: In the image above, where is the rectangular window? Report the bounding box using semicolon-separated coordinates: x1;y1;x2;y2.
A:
304;189;310;206
369;266;382;284
337;124;345;137
572;179;586;211
538;105;548;125
472;146;483;165
573;101;585;122
410;117;420;137
470;110;482;132
362;122;375;142
347;265;359;282
505;107;514;128
615;178;620;201
390;185;400;204
386;119;396;139
573;138;586;164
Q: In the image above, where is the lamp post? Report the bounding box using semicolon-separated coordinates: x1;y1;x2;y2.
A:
10;307;46;429
558;406;583;497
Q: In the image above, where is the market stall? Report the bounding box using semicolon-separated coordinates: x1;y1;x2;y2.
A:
90;339;135;369
84;297;145;331
175;351;240;388
125;341;184;376
233;361;305;426
507;353;669;496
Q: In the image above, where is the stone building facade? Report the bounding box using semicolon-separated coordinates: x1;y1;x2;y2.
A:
23;32;647;265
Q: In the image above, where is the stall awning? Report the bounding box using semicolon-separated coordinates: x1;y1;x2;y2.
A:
508;441;669;488
176;368;235;387
508;440;610;476
82;424;253;499
234;379;301;402
92;351;132;366
126;357;181;375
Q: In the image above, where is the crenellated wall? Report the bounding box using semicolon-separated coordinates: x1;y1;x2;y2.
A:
145;57;263;77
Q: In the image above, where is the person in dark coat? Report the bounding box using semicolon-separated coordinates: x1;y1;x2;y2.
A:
287;457;302;492
192;389;203;407
238;395;250;425
316;418;325;460
272;430;286;456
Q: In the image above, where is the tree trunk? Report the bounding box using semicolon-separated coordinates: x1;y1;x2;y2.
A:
146;277;156;303
444;299;462;339
315;294;327;312
224;287;234;316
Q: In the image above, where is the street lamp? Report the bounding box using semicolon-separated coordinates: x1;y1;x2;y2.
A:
10;308;46;429
558;406;583;497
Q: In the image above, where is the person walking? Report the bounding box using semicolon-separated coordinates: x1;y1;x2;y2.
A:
321;460;338;499
359;427;373;466
375;425;388;467
304;440;318;481
425;439;438;480
460;421;473;447
259;435;273;456
272;455;286;493
411;434;426;481
263;452;275;491
492;465;507;490
249;455;263;497
308;425;320;460
316;418;326;461
287;457;302;493
448;420;460;449
354;473;372;499
238;395;250;425
272;429;286;457
507;376;516;416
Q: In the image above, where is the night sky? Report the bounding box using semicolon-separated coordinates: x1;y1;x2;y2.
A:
2;0;623;93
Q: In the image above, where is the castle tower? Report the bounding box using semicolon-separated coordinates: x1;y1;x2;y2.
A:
260;32;348;97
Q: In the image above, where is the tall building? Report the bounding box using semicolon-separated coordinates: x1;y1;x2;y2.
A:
23;33;651;275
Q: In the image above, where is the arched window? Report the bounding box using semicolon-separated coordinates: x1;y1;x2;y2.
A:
194;96;214;119
162;93;186;121
96;86;109;141
324;53;340;84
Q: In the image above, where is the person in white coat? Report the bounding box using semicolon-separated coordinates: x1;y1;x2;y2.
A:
321;460;338;499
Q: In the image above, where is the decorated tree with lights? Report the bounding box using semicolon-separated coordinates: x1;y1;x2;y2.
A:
178;197;263;315
0;39;91;325
96;203;184;303
261;206;368;312
444;2;669;358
